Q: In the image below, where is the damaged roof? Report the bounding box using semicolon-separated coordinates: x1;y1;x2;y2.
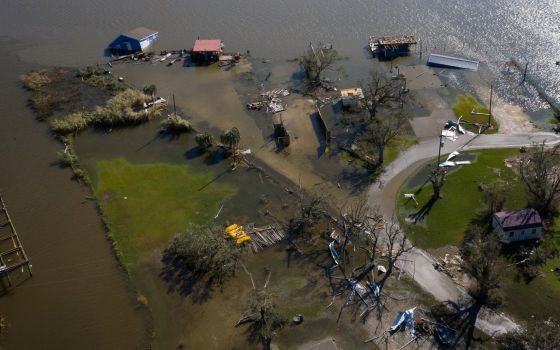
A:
494;208;542;230
124;27;158;40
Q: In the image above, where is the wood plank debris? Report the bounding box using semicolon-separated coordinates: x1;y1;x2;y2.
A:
246;224;286;253
0;194;32;287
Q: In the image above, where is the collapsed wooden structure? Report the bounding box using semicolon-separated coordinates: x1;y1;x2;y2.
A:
245;224;286;253
369;35;416;59
0;194;32;287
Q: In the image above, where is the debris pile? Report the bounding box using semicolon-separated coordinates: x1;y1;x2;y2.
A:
433;253;464;284
246;88;290;113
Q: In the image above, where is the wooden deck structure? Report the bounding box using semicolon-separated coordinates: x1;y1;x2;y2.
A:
369;35;416;59
0;194;32;287
246;224;286;253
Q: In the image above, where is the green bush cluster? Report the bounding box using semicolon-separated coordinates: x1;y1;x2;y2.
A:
49;89;163;136
50;111;91;135
76;65;125;92
161;114;193;133
20;70;52;90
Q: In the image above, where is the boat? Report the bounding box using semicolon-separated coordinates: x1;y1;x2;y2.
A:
160;53;172;62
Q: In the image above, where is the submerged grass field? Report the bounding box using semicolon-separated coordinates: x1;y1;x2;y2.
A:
453;95;498;134
94;158;236;267
398;149;526;249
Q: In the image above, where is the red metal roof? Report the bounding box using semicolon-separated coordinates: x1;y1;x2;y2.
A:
193;39;222;52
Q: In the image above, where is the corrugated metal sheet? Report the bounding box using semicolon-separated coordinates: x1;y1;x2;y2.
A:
427;54;479;71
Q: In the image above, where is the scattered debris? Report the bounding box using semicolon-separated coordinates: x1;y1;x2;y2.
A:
390;307;416;336
435;324;456;347
292;314;304;325
246;224;286;252
404;193;418;206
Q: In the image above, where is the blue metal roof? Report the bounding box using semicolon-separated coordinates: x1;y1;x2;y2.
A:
427;54;479;71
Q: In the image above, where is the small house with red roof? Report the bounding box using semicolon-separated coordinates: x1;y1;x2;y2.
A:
492;208;543;243
191;39;224;62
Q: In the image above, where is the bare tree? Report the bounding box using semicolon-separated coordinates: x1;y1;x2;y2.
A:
518;142;560;219
330;199;412;321
368;113;410;166
361;72;404;120
300;43;338;86
236;270;286;350
461;226;504;307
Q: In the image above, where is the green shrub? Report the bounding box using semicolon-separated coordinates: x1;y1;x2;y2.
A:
161;115;192;133
91;89;161;127
20;70;51;90
50;112;91;135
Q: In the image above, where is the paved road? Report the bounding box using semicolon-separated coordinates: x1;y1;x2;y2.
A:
366;132;560;335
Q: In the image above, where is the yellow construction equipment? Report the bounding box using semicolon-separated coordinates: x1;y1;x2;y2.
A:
224;224;251;245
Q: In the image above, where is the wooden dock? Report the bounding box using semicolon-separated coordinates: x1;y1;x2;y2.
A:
246;224;286;253
0;194;32;287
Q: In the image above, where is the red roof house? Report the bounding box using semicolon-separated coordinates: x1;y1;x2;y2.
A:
191;39;223;62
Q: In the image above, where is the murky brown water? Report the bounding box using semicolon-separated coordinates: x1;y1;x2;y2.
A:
2;0;560;347
0;38;149;349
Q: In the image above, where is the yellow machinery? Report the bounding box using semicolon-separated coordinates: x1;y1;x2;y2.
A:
224;224;251;244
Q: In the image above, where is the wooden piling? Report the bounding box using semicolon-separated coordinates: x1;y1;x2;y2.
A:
0;194;32;287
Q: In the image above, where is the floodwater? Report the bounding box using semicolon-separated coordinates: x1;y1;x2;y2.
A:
2;0;560;348
0;39;149;349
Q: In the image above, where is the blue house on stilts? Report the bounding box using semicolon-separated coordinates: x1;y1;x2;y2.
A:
107;27;159;55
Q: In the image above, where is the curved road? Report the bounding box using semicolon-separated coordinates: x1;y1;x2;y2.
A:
366;132;560;335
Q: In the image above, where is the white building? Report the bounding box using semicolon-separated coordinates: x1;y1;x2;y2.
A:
492;208;543;243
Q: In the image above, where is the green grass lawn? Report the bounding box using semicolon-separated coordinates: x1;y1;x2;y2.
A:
398;148;560;321
94;158;236;267
384;135;418;165
453;95;498;134
398;149;525;249
502;255;560;321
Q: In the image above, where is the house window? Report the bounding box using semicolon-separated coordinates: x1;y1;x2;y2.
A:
509;232;514;238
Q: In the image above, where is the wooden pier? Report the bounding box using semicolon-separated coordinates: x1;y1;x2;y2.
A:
246;224;286;253
0;194;32;287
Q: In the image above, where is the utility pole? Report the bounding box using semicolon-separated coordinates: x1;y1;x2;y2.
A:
489;84;493;126
437;133;444;165
520;62;529;84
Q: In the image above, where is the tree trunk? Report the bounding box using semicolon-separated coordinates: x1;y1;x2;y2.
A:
377;144;384;166
261;336;272;350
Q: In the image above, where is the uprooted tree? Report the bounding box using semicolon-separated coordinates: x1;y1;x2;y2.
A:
362;72;405;120
460;225;504;307
236;270;286;350
329;199;413;320
300;43;338;86
518;142;560;220
161;225;240;299
368;113;410;166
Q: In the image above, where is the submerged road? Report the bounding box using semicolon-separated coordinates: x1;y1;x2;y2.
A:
366;131;560;335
